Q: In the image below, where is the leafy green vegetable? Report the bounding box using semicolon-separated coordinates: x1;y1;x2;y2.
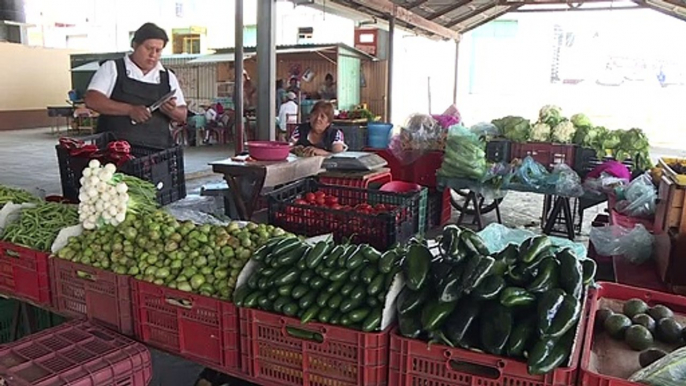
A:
539;105;563;127
492;116;531;143
570;113;592;129
551;121;575;143
438;125;487;180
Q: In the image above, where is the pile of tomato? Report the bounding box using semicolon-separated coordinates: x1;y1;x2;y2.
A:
291;191;396;215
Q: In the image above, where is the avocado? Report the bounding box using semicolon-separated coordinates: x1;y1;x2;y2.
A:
632;313;656;333
639;348;668;368
595;308;614;331
656;318;683;343
648;305;674;321
623;298;649;319
625;325;654;351
604;314;632;340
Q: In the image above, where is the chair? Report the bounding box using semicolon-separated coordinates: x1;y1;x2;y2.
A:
172;121;190;146
72;107;97;134
285;113;299;140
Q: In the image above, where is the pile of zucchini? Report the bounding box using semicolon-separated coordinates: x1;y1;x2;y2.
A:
234;236;402;332
397;225;597;375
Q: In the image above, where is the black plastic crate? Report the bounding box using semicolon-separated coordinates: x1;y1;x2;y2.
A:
56;132;186;206
574;147;634;178
332;123;367;151
486;139;512;163
267;178;424;250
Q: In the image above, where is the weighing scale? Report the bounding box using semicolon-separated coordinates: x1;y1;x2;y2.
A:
321;152;387;171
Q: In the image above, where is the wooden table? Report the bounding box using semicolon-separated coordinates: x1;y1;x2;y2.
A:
210;155;324;220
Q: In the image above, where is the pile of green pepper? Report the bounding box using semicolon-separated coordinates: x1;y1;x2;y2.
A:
235;238;403;332
2;202;79;251
0;185;41;209
397;225;597;376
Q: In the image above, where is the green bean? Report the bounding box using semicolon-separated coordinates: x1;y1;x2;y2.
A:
1;202;79;252
0;186;42;209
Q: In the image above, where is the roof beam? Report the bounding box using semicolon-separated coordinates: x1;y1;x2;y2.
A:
348;0;461;39
445;2;499;27
464;5;517;30
408;0;430;9
427;0;473;20
632;0;686;21
512;4;643;11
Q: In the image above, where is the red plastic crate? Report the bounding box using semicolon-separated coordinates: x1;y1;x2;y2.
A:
50;257;133;336
389;292;594;386
363;148;444;188
0;241;50;306
0;320;152;386
579;282;686;386
131;279;241;372
239;308;389;386
511;142;576;170
319;171;393;189
610;209;655;233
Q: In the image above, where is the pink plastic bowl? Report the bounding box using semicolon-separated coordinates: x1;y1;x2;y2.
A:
379;181;422;193
247;141;290;161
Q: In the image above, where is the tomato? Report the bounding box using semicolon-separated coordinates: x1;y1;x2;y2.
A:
325;196;339;205
314;191;326;199
316;198;326;206
374;204;387;212
330;203;342;210
305;192;316;203
294;199;308;206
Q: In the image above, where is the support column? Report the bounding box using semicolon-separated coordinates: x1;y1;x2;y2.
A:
234;0;244;154
386;15;395;123
453;38;460;105
256;0;276;141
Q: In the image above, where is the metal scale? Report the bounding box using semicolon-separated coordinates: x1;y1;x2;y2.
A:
321;151;388;171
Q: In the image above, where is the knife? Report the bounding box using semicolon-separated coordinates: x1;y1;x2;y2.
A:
131;89;177;125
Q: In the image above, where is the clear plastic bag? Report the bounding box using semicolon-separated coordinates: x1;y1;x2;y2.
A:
164;195;229;225
616;173;656;218
478;223;587;258
470;122;501;139
582;172;628;195
437;124;487;180
589;224;654;264
553;164;584;197
514;156;550;189
389;113;447;165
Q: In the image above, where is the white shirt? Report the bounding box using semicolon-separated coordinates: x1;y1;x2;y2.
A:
87;55;186;106
278;101;298;131
205;108;217;122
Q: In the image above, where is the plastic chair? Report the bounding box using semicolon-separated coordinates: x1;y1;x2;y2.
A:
286;113;299;140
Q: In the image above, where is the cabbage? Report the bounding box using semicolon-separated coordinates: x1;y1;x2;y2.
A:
572;126;600;147
570;113;592;129
530;123;552;142
551;120;576;143
539;105;563;127
492;116;531;143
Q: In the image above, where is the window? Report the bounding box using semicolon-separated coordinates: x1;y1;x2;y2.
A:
175;2;184;18
173;33;201;54
298;27;313;43
243;25;257;46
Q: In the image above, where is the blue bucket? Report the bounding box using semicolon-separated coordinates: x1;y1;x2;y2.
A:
367;122;393;148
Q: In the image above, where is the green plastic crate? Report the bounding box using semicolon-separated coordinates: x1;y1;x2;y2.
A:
0;298;65;344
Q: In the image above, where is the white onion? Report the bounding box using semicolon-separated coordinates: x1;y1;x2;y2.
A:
88;159;101;169
108;206;118;216
82;168;92;177
115;213;126;223
116;183;128;194
104;163;117;174
87;188;98;197
88;176;99;186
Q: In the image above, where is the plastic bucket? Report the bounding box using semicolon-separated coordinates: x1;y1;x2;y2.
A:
367;122;393;148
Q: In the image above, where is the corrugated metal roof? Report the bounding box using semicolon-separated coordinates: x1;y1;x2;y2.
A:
323;0;686;37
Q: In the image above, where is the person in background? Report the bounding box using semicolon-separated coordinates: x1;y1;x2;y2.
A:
276;79;287;113
85;22;187;148
318;73;337;100
215;101;224;116
287;76;300;95
290;101;345;156
202;104;219;144
242;70;257;111
277;92;298;142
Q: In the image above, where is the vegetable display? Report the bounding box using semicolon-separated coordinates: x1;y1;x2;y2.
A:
56;210;289;300
437;125;487;180
2;202;79;251
491;116;531;143
235;237;402;332
397;225;596;376
0;186;41;209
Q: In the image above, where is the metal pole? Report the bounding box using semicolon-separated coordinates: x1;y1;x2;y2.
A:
234;0;245;154
386;15;395;123
257;0;276;141
453;38;460;105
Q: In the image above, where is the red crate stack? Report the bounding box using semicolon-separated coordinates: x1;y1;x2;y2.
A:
239;308;389;386
0;241;51;306
0;320;152;386
131;280;241;372
319;171;392;189
50;257;133;336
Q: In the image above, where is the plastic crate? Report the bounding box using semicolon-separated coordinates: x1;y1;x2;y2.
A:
511;142;576;170
486;139;512;163
0;320;152;386
56;132;186;206
267;178;426;250
574;147;634;178
239;308;389;386
579;282;686;386
0;242;50;306
333;123;367;151
131;279;240;372
609;210;654;233
319;171;392;190
50;257;133;336
363;148;410;183
426;189;451;230
389;292;593;386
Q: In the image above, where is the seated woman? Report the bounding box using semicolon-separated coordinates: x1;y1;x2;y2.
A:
290;101;346;156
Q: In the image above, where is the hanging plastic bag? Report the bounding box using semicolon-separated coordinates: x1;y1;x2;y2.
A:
552;164;584;197
389;113;447;165
616;173;656;218
437;124;487;180
589;224;654;264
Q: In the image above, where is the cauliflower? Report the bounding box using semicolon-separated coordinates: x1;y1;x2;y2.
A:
551;120;576;143
570;113;592;129
539;105;563;127
530;122;552;142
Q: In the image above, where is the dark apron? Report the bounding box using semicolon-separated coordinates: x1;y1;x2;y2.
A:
97;58;173;148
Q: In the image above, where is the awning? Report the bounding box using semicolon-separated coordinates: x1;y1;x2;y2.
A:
187;52;256;65
71;61;101;72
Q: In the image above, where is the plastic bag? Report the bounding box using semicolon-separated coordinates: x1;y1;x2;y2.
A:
437;124;487;180
553;164;584;197
470;122;501;139
616;173;656;218
514;156;550;189
628;345;686;385
478;223;587;258
583;172;628;195
589;224;654;264
389;113;447;165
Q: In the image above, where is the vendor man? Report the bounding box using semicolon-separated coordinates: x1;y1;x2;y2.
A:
85;22;187;148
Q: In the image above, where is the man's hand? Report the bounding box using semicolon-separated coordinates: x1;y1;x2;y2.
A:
160;97;177;116
129;105;152;123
